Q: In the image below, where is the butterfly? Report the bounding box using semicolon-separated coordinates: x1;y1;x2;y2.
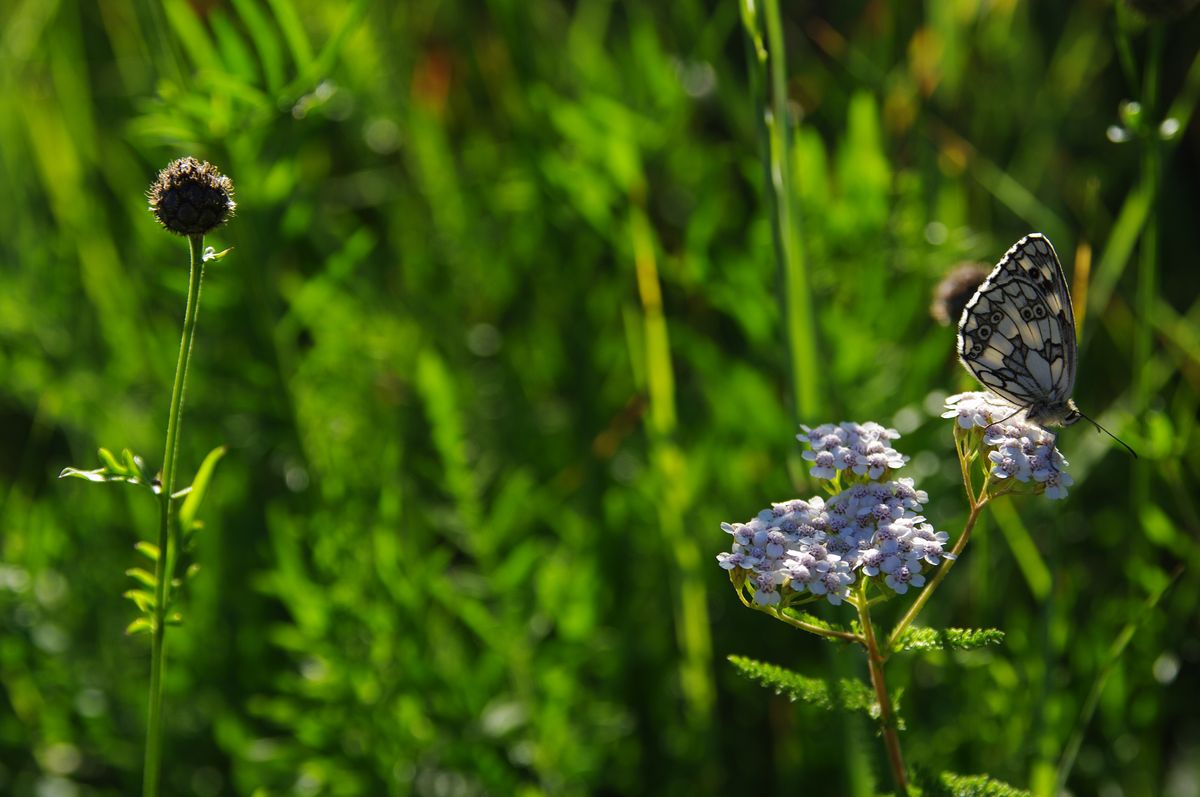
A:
956;233;1135;454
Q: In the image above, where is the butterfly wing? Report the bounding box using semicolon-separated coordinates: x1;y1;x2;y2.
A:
956;234;1077;408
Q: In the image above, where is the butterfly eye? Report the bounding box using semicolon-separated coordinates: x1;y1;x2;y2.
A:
977;325;992;340
989;311;1004;324
1020;307;1035;321
1032;304;1047;319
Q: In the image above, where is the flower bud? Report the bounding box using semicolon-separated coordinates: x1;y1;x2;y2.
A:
148;157;236;236
930;262;990;327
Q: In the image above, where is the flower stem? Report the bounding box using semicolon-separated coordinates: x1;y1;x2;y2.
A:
144;234;206;797
763;604;863;643
887;496;987;651
857;592;908;796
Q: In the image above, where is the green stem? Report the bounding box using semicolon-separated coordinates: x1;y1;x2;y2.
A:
1133;25;1163;505
857;591;908;796
144;234;206;797
761;604;863;644
888;493;988;651
757;0;821;422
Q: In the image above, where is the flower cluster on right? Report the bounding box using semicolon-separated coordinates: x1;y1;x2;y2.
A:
942;391;1073;499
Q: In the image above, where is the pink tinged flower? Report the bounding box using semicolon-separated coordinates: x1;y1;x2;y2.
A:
885;565;922;594
765;530;788;559
859;548;884;576
753;571;783;606
1044;471;1073;500
786;561;813;586
717;551;745;570
804;449;837;479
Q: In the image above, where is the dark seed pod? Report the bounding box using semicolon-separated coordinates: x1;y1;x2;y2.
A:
930;262;990;327
148;157;236;236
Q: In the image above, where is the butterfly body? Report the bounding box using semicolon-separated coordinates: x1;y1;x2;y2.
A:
956;233;1082;428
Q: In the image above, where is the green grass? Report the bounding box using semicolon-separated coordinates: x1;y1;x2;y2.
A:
0;2;1198;795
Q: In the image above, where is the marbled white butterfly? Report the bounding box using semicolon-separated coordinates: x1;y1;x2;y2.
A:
956;233;1135;454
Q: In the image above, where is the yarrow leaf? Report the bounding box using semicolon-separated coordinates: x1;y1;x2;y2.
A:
913;769;1031;797
892;627;1005;653
728;655;878;716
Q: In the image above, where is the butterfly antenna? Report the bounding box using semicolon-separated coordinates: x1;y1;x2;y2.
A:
984;405;1026;433
1078;411;1138;458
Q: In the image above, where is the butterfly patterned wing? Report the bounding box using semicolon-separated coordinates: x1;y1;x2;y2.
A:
956;234;1077;409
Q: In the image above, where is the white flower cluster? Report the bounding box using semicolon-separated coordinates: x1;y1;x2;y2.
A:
797;421;909;480
942;392;1073;499
717;479;952;607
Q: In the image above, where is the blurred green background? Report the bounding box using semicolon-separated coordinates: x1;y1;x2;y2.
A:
1;1;1199;795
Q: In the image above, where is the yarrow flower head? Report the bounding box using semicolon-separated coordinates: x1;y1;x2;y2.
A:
717;479;952;607
148;157;236;236
942;391;1073;499
797;421;908;481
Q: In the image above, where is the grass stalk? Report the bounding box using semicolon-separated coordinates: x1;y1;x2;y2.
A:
757;0;821;421
144;233;207;797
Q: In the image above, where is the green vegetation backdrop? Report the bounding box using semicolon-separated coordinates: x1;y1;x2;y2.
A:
1;1;1198;795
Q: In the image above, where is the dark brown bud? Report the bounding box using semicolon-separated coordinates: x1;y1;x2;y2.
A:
931;262;990;327
148;157;236;236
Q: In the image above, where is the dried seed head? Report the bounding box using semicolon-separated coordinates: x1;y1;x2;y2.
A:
930;261;990;327
148;157;236;236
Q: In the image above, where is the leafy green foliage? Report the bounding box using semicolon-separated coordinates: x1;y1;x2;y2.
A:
178;444;227;537
728;655;878;717
913;770;1032;797
892;627;1006;653
59;447;155;491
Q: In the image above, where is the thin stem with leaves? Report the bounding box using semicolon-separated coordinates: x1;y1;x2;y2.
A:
143;233;207;797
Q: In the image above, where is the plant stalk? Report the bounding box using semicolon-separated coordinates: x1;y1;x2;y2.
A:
144;234;206;797
1133;25;1163;505
758;0;821;422
858;594;908;796
888;496;987;651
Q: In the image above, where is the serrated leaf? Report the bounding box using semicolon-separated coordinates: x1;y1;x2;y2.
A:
728;655;878;716
892;627;1006;653
125;568;158;589
123;589;156;613
179;445;227;533
135;542;160;562
126;617;155;636
913;770;1031;797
